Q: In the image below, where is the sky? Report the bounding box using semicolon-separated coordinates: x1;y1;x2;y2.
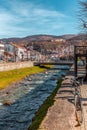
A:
0;0;79;38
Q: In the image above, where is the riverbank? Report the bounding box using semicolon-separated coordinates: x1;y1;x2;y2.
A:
0;61;33;72
0;66;52;89
37;66;79;130
28;79;62;130
0;65;65;130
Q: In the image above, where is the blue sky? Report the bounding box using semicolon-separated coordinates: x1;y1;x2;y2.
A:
0;0;79;38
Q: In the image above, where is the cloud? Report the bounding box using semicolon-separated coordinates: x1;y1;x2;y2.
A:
0;0;70;38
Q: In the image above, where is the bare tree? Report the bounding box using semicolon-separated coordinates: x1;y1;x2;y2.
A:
78;0;87;33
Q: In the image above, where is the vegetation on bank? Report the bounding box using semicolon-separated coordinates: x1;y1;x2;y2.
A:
0;66;52;89
28;79;62;130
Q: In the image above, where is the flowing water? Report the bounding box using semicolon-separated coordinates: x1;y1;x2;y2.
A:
0;66;69;130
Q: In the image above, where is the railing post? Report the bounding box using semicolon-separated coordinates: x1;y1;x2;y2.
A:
85;50;87;79
74;46;77;77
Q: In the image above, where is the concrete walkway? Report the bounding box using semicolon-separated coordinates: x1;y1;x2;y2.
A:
38;79;87;130
80;84;87;130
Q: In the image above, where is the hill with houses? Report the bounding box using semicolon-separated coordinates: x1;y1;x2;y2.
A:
0;34;86;63
0;34;76;43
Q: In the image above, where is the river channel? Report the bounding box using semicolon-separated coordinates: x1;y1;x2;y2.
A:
0;65;70;130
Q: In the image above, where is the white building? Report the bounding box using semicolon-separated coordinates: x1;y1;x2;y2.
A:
4;42;28;62
0;42;4;60
10;43;28;61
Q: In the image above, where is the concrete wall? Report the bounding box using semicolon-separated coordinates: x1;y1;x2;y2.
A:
0;61;33;71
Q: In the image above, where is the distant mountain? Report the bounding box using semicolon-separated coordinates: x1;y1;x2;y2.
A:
22;35;59;41
0;34;77;43
68;34;87;41
61;34;76;39
0;37;21;43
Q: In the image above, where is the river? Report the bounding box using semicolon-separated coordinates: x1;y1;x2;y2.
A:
0;65;70;130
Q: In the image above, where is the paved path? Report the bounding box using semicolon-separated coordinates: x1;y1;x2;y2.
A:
80;84;87;130
38;80;87;130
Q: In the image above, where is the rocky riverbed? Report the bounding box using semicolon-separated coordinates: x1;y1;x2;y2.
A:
0;66;69;130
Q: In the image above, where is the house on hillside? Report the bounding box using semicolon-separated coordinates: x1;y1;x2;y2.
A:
4;43;16;61
4;42;28;62
10;43;28;61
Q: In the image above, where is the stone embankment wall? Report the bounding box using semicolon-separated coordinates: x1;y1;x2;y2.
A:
0;61;33;71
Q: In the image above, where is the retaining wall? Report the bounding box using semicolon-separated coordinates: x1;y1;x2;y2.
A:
0;61;34;71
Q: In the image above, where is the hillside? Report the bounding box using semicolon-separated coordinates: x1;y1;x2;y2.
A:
0;34;76;43
68;34;87;41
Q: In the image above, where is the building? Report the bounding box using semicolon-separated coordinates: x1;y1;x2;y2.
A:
4;42;28;62
10;43;28;61
0;42;4;60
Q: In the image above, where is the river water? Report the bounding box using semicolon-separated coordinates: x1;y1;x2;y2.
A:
0;66;70;130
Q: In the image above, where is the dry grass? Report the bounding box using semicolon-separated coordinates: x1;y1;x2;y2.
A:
0;66;51;89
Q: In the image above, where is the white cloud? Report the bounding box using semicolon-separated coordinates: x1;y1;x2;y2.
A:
0;0;69;38
33;8;66;18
